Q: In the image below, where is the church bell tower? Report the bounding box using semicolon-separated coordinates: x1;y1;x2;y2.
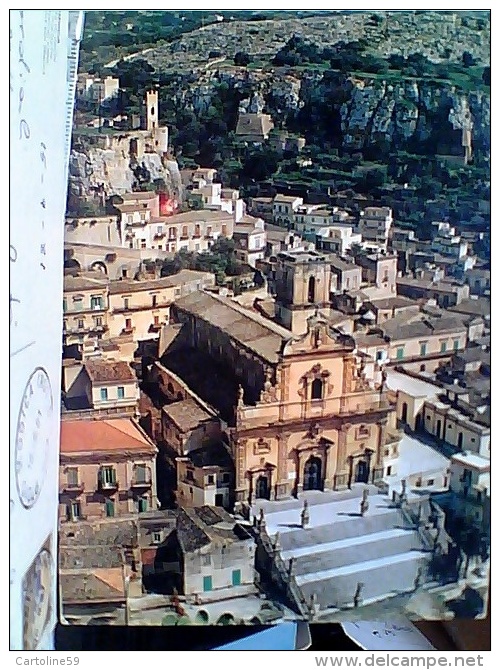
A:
145;89;158;131
274;250;331;335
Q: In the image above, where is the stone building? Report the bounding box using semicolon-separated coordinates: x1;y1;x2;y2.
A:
62;269;215;357
107;270;215;344
232;216;267;267
448;452;490;532
59;516;142;623
59;418;158;522
235;112;274;144
396;276;470;308
329;256;362;294
160;282;395;510
62;358;139;417
147;506;257;601
176;443;234;509
144;209;234;255
356;206;393;249
63;272;110;350
354;250;398;297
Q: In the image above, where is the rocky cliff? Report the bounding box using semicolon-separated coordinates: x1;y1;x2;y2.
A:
67;132;183;213
179;68;490;159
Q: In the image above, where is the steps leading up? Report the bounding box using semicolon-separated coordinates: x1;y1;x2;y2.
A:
260;490;432;611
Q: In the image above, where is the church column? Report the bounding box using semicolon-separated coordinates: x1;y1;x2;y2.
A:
268;468;275;501
323;443;336;491
248;471;255;505
334;423;350;489
295;450;305;497
347;455;354;490
372;419;388;482
376;420;388;467
234;438;248;504
276;432;291;499
279;364;290;404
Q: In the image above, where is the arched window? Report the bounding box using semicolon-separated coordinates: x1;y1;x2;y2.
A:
311;378;323;400
308;276;316;303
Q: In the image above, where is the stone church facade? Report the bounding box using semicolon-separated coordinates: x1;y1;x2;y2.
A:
159;251;396;511
232;316;392;506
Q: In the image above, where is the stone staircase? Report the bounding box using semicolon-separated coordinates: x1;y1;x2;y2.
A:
255;486;432;614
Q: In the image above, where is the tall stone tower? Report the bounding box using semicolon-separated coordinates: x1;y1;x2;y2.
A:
146;89;158;131
274;250;332;335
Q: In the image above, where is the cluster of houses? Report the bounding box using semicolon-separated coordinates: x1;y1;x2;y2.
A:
59;88;489;623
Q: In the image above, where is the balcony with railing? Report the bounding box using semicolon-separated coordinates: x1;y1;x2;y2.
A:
131;475;152;490
98;468;119;492
62;479;84;494
237;391;393;428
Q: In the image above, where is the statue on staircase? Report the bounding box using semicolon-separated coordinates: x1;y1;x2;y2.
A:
353;582;364;608
360;488;369;517
301;499;310;528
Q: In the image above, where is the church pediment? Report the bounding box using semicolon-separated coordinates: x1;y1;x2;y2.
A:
282;311;355;356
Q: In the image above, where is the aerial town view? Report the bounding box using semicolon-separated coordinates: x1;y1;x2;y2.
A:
58;10;490;627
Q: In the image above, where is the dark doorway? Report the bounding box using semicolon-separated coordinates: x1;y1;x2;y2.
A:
355;460;369;483
215;493;224;507
458;432;464;449
255;475;270;500
436;420;442;440
303;456;322;491
415;414;422;432
401;402;408;423
308;276;316;303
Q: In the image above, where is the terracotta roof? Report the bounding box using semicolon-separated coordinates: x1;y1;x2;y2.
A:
173;291;292;363
235;113;273;139
176;506;251;553
274;194;302;203
380;313;466;341
109;270;213;295
366;297;418;311
60;419;156;455
150;210;233;225
120;192;158;201
64;274;109;292
114;202;150;213
60;568;126;604
162;397;215;433
447;298;490;318
330;256;359;272
84;359;136;383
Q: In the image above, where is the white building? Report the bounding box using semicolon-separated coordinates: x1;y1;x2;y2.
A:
294;206;350;234
77;74;119;103
357;207;393;249
430;221;469;260
448;452;490;530
272;194;303;226
316;225;363;254
233;216;267;267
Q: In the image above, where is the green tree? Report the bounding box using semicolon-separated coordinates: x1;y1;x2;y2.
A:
234;51;251;66
462;51;476;68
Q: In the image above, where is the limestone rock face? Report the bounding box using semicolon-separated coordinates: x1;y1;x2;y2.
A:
68;133;182;211
172;69;490;158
